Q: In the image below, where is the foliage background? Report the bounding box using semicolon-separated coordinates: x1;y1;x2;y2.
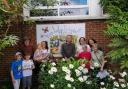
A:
100;0;128;69
0;0;57;58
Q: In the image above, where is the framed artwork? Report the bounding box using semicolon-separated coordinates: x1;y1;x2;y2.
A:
36;23;85;57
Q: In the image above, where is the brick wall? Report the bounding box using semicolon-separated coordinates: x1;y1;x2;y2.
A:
0;24;23;86
86;20;110;52
0;19;109;85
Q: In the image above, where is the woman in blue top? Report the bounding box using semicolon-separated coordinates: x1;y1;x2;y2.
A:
11;52;23;89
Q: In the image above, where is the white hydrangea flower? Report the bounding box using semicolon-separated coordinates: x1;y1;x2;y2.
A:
94;62;100;68
73;87;76;89
118;79;125;83
42;64;46;67
100;82;105;85
86;81;92;84
69;64;74;69
90;66;94;70
78;66;84;70
50;84;55;88
65;75;71;81
78;77;84;82
41;67;44;71
70;77;74;82
114;81;119;87
75;69;81;76
108;69;112;73
62;66;68;72
83;76;88;81
51;62;56;66
62;58;66;61
51;67;57;73
67;84;71;88
121;84;126;88
48;70;54;75
65;69;71;74
65;74;74;82
81;64;85;67
123;71;127;75
82;68;88;74
120;71;127;77
109;75;115;80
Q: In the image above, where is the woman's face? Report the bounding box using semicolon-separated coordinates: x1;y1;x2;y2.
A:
93;45;98;52
89;39;95;45
41;42;46;49
80;38;85;45
37;44;42;49
24;40;30;46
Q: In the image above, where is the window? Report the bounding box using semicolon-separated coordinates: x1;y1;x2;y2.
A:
23;0;105;20
30;0;89;17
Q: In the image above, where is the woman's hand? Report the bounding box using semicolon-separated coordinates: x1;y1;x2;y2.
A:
100;60;107;71
104;56;107;59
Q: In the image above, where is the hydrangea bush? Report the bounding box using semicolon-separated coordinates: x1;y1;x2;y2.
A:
38;58;128;89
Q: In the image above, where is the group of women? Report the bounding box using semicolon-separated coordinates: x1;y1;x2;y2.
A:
32;35;106;71
76;37;105;70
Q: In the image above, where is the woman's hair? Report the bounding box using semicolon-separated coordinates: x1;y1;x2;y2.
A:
88;38;97;47
23;39;31;46
41;41;49;50
79;37;86;45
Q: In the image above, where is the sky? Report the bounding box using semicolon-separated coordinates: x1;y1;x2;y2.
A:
62;0;87;5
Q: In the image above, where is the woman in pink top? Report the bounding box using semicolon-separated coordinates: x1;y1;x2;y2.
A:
34;41;49;62
33;41;49;74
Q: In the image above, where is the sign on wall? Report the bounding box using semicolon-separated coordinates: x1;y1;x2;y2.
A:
36;23;85;57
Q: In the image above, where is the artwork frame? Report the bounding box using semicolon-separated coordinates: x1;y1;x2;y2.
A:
36;23;85;57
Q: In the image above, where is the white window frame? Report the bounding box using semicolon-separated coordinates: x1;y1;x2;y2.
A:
23;0;107;21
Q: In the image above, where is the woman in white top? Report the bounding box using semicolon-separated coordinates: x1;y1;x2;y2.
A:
76;37;91;57
91;44;104;68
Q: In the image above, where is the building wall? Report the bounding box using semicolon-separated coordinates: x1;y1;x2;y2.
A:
0;24;23;85
0;19;109;84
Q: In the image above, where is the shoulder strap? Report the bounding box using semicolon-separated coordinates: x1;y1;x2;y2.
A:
94;52;102;65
